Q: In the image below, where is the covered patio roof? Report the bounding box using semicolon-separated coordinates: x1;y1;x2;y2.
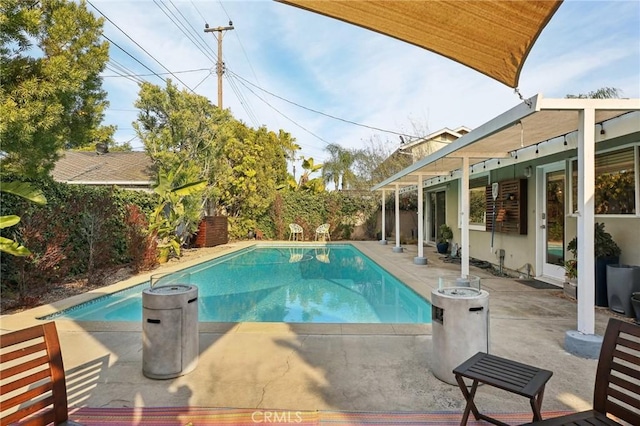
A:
372;95;640;342
372;95;640;192
277;0;563;88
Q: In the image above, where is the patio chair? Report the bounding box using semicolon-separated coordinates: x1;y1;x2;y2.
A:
289;247;304;263
1;321;81;426
315;223;331;241
521;317;640;426
315;247;330;263
289;223;304;241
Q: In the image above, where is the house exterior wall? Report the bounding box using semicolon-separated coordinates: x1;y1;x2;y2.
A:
445;135;640;277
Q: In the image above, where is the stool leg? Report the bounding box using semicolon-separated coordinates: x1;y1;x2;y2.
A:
530;386;546;421
456;376;481;426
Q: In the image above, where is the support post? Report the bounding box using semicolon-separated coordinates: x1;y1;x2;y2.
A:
577;108;596;335
415;174;427;264
461;156;470;277
380;190;387;244
393;184;403;253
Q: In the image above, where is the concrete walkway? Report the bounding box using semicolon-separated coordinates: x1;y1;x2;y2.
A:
0;241;618;414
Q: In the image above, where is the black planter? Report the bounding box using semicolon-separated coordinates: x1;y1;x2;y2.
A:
595;256;619;307
436;242;449;254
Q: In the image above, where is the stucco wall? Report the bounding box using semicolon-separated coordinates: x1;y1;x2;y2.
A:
565;216;640;266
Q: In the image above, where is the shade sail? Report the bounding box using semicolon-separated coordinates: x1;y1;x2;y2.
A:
276;0;563;88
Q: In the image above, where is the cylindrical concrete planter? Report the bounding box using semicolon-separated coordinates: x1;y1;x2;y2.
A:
607;264;640;317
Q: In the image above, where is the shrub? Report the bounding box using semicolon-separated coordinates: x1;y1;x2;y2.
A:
124;204;157;273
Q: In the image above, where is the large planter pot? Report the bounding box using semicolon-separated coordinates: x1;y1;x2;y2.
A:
436;242;449;254
595;256;619;307
607;264;640;316
632;292;640;324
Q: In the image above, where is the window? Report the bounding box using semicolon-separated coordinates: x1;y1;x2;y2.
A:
571;146;637;215
469;175;489;228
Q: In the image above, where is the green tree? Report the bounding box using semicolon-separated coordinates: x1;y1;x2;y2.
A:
134;80;223;251
134;80;291;239
215;122;290;237
565;87;621;99
351;136;410;189
322;143;357;190
286;157;324;193
0;0;113;177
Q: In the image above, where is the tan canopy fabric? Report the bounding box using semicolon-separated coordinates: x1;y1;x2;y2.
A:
277;0;563;88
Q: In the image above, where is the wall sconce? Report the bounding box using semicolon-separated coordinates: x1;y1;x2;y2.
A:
524;166;533;178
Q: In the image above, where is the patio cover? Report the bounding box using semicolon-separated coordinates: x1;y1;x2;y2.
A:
276;0;563;88
372;95;640;338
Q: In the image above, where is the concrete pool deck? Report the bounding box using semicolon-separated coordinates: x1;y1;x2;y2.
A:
0;241;619;413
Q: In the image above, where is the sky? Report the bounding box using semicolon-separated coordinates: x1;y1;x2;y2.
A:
91;0;640;169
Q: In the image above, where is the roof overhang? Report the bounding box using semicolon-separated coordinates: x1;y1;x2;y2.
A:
276;0;563;88
372;95;640;191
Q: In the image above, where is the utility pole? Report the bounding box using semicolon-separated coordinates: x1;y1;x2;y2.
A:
204;21;234;109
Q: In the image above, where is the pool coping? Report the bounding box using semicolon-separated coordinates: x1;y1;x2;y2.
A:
0;241;434;336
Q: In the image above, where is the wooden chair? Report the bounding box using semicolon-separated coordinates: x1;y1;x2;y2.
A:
1;321;76;426
522;318;640;425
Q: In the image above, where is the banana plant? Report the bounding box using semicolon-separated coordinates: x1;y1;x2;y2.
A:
149;167;207;258
0;181;47;256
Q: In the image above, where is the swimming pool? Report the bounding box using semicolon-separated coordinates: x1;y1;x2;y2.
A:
42;244;431;324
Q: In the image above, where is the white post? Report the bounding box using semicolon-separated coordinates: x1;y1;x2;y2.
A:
461;156;470;278
577;108;596;335
418;174;424;257
381;190;386;244
415;174;427;264
394;184;402;252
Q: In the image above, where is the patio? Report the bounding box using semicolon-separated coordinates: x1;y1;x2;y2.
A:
0;241;616;415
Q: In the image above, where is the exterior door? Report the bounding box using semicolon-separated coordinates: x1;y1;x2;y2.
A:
428;189;446;243
538;164;566;281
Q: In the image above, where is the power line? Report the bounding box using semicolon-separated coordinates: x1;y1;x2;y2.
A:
226;74;260;127
88;0;195;92
227;70;420;139
154;0;217;64
100;32;167;84
169;0;219;61
228;72;332;147
102;68;210;78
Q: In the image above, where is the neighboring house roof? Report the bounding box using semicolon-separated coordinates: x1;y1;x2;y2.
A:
401;127;471;151
51;151;154;190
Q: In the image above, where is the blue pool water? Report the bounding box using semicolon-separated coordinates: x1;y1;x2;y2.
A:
42;245;431;324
